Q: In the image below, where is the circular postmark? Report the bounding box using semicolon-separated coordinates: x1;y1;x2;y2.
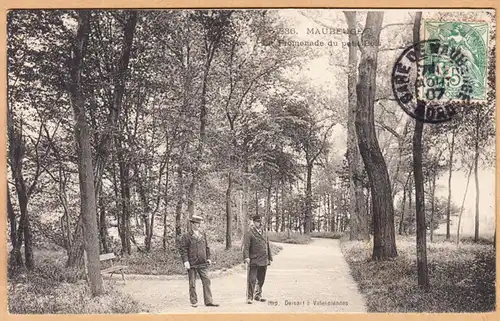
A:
391;39;474;123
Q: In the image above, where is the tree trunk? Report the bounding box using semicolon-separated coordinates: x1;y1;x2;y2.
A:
355;12;397;259
8;121;34;269
255;190;259;217
134;162;155;253
430;168;437;242
304;162;313;234
225;173;233;249
143;211;151;252
236;190;242;236
412;12;428;289
266;182;272;231
148;209;155;252
474;111;480;242
117;158;132;255
280;184;286;232
67;218;84;268
93;11;137;200
328;193;333;232
457;164;474;246
275;185;280;232
400;181;407;235
365;187;371;234
186;177;197;219
446;127;456;240
332;192;337;232
98;194;109;253
68;10;103;296
162;206;169;250
58;169;72;252
408;176;413;235
19;156;32;265
162;161;170;251
412;11;429;289
7;187;18;257
107;11;138;255
336;201;341;232
14;217;24;267
175;165;184;239
187;37;219;218
344;11;369;241
242;179;249;234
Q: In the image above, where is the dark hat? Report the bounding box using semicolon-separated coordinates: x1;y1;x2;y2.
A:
189;215;203;224
252;215;262;222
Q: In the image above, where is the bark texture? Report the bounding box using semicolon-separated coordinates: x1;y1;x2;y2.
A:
68;10;103;296
344;11;369;241
355;12;398;259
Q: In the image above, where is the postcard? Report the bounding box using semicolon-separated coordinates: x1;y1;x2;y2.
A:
4;7;496;316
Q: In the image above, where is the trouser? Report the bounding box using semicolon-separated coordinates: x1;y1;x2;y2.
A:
247;265;267;300
188;266;213;305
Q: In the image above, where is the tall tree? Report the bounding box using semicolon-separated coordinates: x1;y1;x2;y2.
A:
412;11;429;289
355;12;398;259
268;90;334;234
471;104;495;242
111;11;138;255
457;163;474;245
427;148;444;242
216;11;286;247
445;127;456;240
344;11;368;241
473;110;480;242
186;10;233;218
7;119;36;269
66;10;103;296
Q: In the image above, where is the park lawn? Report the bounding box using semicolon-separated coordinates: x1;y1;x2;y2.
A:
310;231;343;239
8;248;145;314
119;242;283;275
341;235;495;312
267;231;342;244
8;241;283;313
268;231;312;244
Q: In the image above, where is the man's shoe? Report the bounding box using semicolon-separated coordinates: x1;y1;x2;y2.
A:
247;299;253;304
256;298;266;302
206;303;219;307
191;304;198;308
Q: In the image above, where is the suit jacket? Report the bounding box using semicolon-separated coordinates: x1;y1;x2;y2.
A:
243;225;272;266
179;231;211;266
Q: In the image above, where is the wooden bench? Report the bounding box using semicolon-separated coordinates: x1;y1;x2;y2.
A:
100;253;127;281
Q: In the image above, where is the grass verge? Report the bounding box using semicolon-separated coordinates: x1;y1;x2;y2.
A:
268;231;312;244
340;235;495;312
8;240;284;313
310;231;343;239
121;242;283;275
8;249;145;314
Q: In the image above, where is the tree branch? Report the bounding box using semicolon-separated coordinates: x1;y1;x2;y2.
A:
381;23;413;31
312;121;336;162
375;121;401;140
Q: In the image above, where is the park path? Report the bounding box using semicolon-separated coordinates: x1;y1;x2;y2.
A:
116;238;367;313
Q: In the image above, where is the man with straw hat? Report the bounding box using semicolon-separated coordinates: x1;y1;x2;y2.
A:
243;215;273;304
179;215;219;308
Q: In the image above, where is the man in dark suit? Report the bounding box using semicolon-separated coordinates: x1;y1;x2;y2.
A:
243;215;273;304
179;215;219;308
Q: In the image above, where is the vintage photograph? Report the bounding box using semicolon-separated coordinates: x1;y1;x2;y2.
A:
6;8;496;314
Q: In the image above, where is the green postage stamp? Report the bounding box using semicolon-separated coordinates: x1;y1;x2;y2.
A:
423;20;490;101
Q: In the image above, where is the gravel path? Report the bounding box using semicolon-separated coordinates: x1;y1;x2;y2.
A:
116;238;367;313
